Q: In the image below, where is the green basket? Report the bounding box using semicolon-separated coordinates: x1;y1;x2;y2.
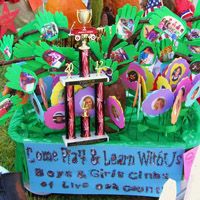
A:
8;100;200;183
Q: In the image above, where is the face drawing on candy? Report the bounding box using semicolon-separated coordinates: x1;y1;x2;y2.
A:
81;96;94;111
191;86;200;100
153;97;166;111
53;112;65;123
172;66;182;82
111;105;120;121
127;70;138;82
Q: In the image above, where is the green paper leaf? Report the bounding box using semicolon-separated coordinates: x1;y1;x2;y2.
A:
137;42;157;66
60;47;79;62
194;0;200;18
113;41;128;51
174;39;190;56
54;11;68;28
192;1;200;29
102;25;117;54
5;64;38;94
118;63;130;75
156;38;175;62
24;60;45;72
54;11;69;39
18;20;41;42
35;10;59;41
149;6;188;40
115;4;141;40
34;42;66;69
88;40;103;60
13;40;36;58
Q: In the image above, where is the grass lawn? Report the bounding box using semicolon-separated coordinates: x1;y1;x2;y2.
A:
0;53;157;200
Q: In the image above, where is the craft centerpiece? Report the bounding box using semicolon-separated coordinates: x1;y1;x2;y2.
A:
0;1;200;198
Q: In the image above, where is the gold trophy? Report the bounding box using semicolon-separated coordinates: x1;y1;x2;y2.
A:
77;9;92;31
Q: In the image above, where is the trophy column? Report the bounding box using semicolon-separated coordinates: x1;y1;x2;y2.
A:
79;41;90;77
79;41;91;138
81;114;91;137
65;84;75;139
95;82;104;136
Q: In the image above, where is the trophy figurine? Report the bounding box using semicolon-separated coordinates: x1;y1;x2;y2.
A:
81;101;91;137
77;9;92;31
82;101;89;118
95;60;104;76
65;63;74;79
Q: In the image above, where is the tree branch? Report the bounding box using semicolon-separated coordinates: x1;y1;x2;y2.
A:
174;52;192;62
14;27;70;44
107;34;121;59
127;29;141;44
0;56;35;66
117;61;132;71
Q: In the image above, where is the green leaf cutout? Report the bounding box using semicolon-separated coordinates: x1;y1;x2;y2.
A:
54;11;69;39
149;6;188;40
13;40;36;58
102;25;117;53
5;64;38;94
18;20;41;43
35;10;59;41
115;4;141;40
156;38;175;62
137;42;157;67
34;42;66;70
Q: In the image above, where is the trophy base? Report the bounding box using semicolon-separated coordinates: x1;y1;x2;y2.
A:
62;132;109;146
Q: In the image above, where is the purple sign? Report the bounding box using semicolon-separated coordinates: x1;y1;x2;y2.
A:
165;58;190;88
174;77;192;102
121;62;146;91
142;89;174;116
185;75;200;107
107;96;125;129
